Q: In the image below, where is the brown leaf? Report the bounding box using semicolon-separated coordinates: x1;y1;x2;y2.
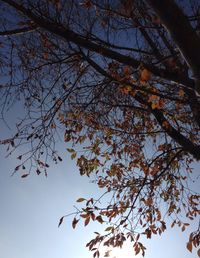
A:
21;174;29;178
80;213;89;218
72;218;79;229
84;217;90;226
182;225;186;232
76;197;85;202
58;216;64;227
58;156;62;161
186;242;193;253
140;68;151;82
96;215;104;224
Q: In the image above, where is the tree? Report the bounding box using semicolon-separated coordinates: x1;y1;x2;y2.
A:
0;0;200;256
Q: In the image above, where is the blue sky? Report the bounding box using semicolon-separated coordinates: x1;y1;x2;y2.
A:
0;121;199;258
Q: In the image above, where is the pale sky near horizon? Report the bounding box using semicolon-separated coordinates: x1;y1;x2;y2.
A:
0;105;199;258
0;120;199;258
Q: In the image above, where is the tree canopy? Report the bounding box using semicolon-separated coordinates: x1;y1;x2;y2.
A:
0;0;200;257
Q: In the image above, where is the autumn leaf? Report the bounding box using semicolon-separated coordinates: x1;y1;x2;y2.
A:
64;132;71;142
96;215;104;224
104;250;111;257
72;217;79;229
197;249;200;257
120;85;132;94
181;225;186;232
105;226;113;231
93;250;100;258
58;216;64;227
186;241;193;253
21;173;29;178
140;68;151;82
76;197;85;202
71;152;77;159
84;216;90;226
43;52;49;60
67;148;75;153
178;89;185;97
123;66;131;77
50;122;56;129
145;197;153;206
162;121;170;129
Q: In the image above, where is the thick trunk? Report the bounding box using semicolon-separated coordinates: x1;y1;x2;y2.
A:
147;0;200;93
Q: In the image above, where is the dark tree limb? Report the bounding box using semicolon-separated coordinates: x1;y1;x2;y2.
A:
147;0;200;93
1;0;195;90
0;25;37;36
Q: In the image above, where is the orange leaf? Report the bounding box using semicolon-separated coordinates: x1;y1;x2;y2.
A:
162;121;170;129
76;198;85;202
197;249;200;257
140;68;151;82
120;85;132;94
145;197;153;206
187;242;193;253
178;89;185;97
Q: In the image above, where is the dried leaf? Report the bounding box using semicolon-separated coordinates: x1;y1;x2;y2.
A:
105;226;113;231
140;68;151;82
96;215;104;224
58;216;64;227
72;218;79;229
76;197;85;202
21;173;29;178
84;217;90;226
186;242;192;253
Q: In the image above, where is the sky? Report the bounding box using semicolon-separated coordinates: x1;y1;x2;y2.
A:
0;115;199;258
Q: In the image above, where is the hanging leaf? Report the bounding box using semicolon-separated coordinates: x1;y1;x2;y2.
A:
58;216;64;227
72;218;79;229
186;241;193;253
85;217;90;226
140;68;151;82
21;173;29;178
58;156;62;161
76;197;86;202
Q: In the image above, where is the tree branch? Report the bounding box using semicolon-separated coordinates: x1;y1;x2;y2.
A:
147;0;200;93
1;0;195;90
0;25;37;36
